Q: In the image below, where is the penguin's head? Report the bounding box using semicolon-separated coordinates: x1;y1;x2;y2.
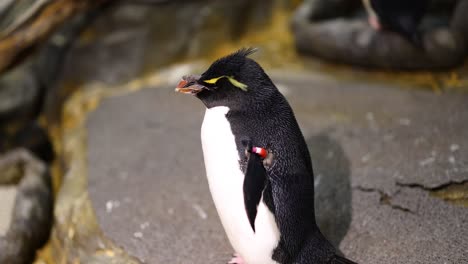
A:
176;48;276;109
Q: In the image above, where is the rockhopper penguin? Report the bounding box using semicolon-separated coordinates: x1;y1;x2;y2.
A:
362;0;429;47
175;48;357;264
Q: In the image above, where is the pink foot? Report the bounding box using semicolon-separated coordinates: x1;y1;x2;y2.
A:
368;16;382;31
228;253;246;264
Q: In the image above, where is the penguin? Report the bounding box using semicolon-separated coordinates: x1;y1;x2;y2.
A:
175;48;357;264
362;0;429;47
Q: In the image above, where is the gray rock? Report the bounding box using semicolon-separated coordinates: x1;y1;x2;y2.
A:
291;0;357;22
0;66;53;170
0;63;38;124
62;0;276;84
0;4;97;164
86;71;468;263
0;149;53;264
451;0;468;50
0;0;51;37
0;0;15;16
432;28;458;50
292;0;468;70
0;187;16;236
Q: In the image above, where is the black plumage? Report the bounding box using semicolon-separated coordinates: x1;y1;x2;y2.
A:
177;48;356;264
242;138;268;233
370;0;429;47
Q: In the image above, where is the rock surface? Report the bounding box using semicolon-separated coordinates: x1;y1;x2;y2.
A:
0;62;38;124
0;187;16;236
86;71;468;263
292;0;468;70
62;0;276;85
0;0;109;74
0;0;15;15
0;149;53;264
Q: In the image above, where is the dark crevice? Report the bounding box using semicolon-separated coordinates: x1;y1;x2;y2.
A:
396;179;468;191
354;186;416;214
396;180;468;207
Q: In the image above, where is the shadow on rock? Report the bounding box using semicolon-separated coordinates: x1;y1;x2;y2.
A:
307;132;352;248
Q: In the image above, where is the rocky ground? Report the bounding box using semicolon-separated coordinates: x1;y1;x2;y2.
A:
86;70;468;264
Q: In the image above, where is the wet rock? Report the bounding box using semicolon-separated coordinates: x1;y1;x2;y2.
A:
0;149;53;264
292;0;468;70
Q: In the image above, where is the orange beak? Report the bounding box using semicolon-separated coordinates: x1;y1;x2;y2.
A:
175;75;206;95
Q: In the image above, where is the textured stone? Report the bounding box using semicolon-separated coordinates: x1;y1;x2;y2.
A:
62;0;276;84
0;0;109;74
451;0;468;50
0;187;16;236
0;149;53;264
0;62;38;124
292;0;468;70
0;0;51;36
0;0;15;16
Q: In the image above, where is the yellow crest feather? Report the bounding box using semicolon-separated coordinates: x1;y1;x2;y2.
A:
203;76;248;91
226;76;248;91
203;76;224;84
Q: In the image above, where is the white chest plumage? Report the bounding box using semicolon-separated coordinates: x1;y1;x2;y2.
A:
201;106;280;264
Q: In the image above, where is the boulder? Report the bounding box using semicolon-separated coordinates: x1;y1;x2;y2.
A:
292;0;468;70
0;149;53;264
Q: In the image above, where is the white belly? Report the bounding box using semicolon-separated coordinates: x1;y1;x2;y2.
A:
201;106;280;264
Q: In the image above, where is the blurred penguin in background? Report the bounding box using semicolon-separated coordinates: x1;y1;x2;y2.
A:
362;0;429;47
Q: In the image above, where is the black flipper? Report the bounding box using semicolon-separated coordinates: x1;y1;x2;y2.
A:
242;143;267;233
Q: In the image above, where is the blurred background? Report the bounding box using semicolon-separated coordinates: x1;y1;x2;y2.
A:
0;0;467;263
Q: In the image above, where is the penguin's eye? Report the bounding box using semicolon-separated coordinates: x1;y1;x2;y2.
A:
203;76;248;91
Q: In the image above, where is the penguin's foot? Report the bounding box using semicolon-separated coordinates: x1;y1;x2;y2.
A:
228;253;246;264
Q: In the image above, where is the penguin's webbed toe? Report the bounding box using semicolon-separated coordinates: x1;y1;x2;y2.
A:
228;253;246;264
